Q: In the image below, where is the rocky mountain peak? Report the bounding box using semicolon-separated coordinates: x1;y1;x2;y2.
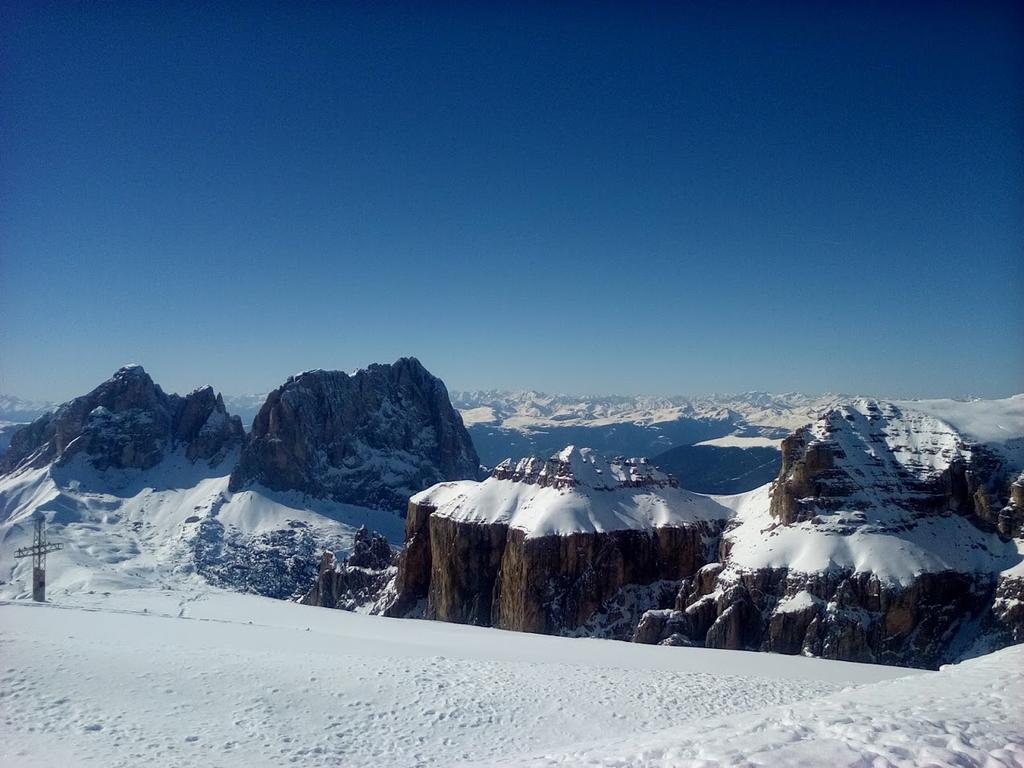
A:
770;400;990;528
229;358;480;510
491;446;679;491
0;366;244;474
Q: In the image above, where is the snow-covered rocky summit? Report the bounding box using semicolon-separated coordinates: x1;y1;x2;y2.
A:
229;357;480;511
637;398;1024;667
0;365;245;474
414;446;727;537
382;446;730;632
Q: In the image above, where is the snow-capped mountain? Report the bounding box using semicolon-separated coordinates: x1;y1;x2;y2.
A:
452;389;844;431
1;365;245;474
0;360;475;602
384;446;729;629
633;397;1024;665
372;397;1024;667
0;394;55;425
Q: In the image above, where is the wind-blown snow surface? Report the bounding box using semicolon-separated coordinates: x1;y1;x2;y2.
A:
717;482;1023;585
1;589;917;768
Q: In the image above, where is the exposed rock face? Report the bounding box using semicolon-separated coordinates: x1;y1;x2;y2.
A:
996;472;1024;538
0;366;244;474
635;566;998;668
300;526;396;611
229;358;479;510
632;400;1024;669
387;448;727;634
770;401;1016;531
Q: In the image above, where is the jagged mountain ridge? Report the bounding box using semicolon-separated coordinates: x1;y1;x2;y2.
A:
0;365;245;474
228;358;480;510
0;359;474;602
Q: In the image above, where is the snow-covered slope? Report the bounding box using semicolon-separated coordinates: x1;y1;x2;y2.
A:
415;446;728;538
0;449;405;601
895;393;1024;467
0;366;408;602
499;641;1024;768
0;589;919;768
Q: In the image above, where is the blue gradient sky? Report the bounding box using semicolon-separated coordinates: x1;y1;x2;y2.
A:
2;1;1022;401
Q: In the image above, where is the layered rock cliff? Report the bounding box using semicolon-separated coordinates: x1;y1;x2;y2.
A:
0;365;244;474
386;447;729;633
229;358;480;510
633;400;1024;668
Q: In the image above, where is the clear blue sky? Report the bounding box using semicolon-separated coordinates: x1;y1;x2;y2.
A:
2;1;1021;401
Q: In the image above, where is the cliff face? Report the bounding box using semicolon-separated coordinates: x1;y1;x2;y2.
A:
770;402;1014;531
386;448;729;634
382;401;1024;669
0;366;244;474
301;526;396;611
229;358;480;510
633;401;1024;668
634;565;1000;668
492;523;720;633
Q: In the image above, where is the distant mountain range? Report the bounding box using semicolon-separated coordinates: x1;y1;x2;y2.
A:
448;390;837;470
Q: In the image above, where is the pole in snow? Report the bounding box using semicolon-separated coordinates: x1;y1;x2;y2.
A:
14;513;63;602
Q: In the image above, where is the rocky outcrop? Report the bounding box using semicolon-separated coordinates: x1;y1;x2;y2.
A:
390;511;721;633
491;523;719;633
634;566;999;668
770;402;1017;531
229;358;479;510
631;400;1024;669
995;472;1024;538
387;448;728;634
300;526;396;611
0;366;244;474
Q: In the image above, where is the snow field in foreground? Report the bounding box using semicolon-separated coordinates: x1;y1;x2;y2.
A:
502;643;1024;768
1;589;910;768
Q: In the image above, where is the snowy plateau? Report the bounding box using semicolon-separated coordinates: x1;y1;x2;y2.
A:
1;366;1023;767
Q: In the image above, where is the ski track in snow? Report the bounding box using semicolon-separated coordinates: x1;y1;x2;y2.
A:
0;590;911;768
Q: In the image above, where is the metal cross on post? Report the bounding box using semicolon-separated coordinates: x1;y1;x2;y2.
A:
15;513;63;602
